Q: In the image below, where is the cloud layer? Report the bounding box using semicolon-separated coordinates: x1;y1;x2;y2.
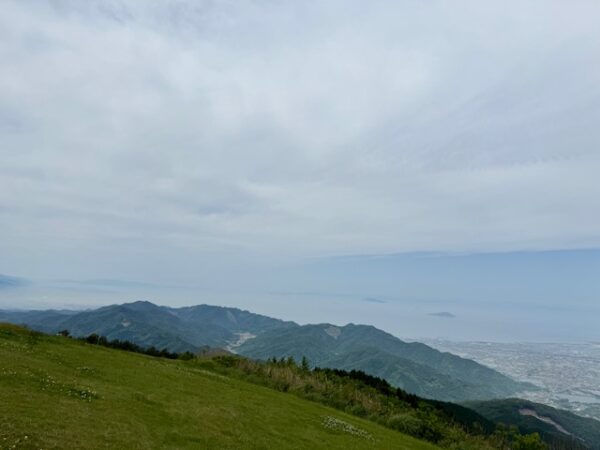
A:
1;0;600;281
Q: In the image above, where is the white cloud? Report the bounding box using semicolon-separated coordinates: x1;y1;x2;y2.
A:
1;0;599;281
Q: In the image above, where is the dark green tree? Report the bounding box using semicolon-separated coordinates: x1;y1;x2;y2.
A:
512;433;547;450
301;356;310;371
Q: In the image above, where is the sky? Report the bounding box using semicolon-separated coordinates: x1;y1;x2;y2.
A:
1;1;599;340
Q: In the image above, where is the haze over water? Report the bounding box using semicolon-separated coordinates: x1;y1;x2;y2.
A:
3;249;598;343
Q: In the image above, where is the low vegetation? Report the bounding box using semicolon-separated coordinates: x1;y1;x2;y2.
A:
193;354;547;450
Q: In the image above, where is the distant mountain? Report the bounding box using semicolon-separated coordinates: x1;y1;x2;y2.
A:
169;303;291;335
0;301;529;402
0;301;293;353
465;398;600;449
237;323;531;402
55;301;206;353
0;309;78;333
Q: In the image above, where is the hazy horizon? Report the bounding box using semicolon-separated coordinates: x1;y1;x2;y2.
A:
3;248;599;343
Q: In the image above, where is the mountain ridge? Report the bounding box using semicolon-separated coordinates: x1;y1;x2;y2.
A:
237;322;533;401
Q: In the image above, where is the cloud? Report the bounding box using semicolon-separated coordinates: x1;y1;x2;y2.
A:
1;0;600;281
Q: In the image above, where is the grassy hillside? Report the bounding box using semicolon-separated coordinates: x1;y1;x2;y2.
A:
0;323;438;450
465;398;600;450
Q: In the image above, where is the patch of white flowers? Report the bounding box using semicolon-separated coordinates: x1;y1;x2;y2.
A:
68;387;97;402
0;340;31;352
1;434;36;450
321;416;373;440
0;369;97;402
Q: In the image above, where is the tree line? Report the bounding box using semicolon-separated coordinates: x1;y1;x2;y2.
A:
57;329;195;360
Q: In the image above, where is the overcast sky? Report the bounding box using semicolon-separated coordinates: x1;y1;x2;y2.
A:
1;0;600;286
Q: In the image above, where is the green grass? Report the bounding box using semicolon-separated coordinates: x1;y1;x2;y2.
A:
0;324;438;450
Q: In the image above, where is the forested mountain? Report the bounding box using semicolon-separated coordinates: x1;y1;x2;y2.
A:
237;323;532;401
0;301;293;353
465;398;600;450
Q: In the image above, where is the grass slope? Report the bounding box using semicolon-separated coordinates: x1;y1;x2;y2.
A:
0;324;437;450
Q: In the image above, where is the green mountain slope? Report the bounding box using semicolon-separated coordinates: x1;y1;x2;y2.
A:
237;323;530;401
56;302;205;352
321;346;481;399
0;323;438;450
170;303;294;334
465;398;600;449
